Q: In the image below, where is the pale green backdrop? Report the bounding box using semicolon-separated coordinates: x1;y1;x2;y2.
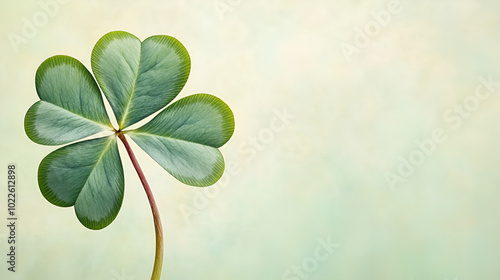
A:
1;0;500;279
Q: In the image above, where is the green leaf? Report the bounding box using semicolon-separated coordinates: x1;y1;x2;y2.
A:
25;55;112;145
38;136;124;230
128;94;235;187
91;31;191;130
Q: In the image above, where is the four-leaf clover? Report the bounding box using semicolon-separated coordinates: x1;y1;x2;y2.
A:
24;31;234;279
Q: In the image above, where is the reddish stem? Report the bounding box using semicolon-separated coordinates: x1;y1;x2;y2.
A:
116;131;163;280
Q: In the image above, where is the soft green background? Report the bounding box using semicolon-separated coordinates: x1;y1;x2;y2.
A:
1;0;500;279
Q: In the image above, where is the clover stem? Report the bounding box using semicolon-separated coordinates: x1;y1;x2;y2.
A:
116;131;163;280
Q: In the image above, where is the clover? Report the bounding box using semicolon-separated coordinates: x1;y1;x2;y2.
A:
24;31;234;279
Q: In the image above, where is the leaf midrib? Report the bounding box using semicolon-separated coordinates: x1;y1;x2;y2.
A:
74;137;115;205
40;100;110;130
119;47;142;129
129;131;219;149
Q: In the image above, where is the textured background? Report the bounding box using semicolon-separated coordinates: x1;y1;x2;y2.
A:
1;0;500;279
